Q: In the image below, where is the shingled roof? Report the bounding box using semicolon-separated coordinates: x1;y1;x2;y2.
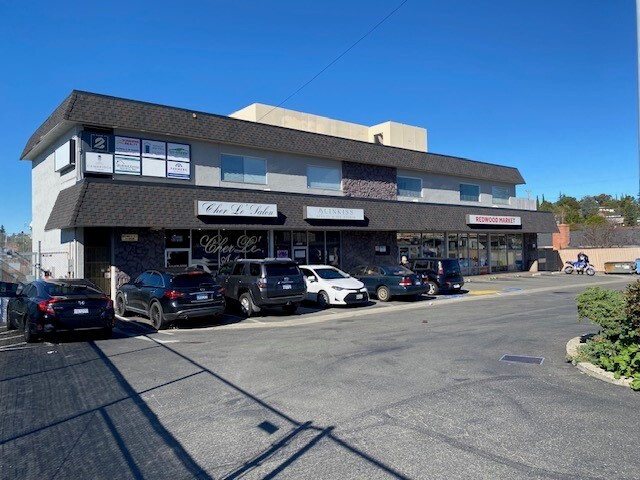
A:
46;178;556;233
23;91;525;184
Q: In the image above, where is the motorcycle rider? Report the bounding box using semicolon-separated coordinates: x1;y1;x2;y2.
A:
576;252;590;274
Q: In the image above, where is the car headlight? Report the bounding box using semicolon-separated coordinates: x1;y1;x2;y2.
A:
331;286;345;291
360;288;367;293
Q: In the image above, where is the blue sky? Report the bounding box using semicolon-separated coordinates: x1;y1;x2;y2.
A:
0;0;637;233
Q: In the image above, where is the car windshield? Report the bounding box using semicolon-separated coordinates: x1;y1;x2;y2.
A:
171;273;216;288
382;266;413;276
44;282;103;296
441;260;462;273
315;268;349;280
265;263;300;276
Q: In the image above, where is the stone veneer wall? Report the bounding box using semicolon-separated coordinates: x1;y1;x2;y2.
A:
114;228;165;282
342;162;397;200
341;231;399;271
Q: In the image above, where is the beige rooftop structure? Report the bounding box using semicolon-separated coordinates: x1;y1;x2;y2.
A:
229;103;428;152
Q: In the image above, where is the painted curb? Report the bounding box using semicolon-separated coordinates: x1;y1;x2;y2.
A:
566;336;632;388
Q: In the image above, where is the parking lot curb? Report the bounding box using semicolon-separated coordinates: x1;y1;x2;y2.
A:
566;336;632;388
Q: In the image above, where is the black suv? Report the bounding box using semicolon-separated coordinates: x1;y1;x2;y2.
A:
406;258;465;295
216;259;306;317
115;270;225;329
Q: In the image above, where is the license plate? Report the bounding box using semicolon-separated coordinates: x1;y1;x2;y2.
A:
282;284;292;290
415;280;421;285
356;294;363;299
453;284;460;289
196;293;208;300
74;308;89;315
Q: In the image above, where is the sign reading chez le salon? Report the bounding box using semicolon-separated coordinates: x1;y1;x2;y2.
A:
466;214;522;226
304;206;365;221
197;201;278;217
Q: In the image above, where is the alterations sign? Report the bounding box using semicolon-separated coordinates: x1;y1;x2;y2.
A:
197;201;278;217
466;214;522;226
304;206;365;221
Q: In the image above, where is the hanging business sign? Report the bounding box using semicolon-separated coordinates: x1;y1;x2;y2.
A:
304;206;365;221
197;201;277;217
167;142;191;162
167;161;190;179
114;155;141;175
142;139;166;159
466;214;522;226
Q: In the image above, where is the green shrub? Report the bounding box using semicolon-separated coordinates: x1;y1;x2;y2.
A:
624;280;640;334
576;287;626;338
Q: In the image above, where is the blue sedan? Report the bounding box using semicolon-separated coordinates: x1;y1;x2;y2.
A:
350;264;427;302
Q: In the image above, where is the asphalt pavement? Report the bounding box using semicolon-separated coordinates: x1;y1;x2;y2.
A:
1;272;638;479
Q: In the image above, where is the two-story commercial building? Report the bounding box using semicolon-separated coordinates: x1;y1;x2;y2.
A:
21;91;556;293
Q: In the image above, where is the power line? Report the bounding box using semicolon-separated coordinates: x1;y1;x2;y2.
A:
257;0;410;122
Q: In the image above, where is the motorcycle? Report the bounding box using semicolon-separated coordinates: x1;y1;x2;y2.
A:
564;260;595;276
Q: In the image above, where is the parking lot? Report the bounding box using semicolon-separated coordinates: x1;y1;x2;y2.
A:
1;272;639;479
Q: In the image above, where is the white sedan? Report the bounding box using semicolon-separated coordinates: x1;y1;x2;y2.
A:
300;265;369;307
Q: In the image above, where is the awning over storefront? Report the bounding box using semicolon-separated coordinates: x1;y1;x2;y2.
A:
45;178;558;234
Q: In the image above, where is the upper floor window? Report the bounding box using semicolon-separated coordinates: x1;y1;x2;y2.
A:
221;154;266;184
307;165;341;190
460;183;480;202
492;186;510;205
397;176;422;198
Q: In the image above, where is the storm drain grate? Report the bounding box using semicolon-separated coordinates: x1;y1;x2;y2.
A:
499;354;544;365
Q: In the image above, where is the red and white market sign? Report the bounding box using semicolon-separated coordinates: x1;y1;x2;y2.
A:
466;214;522;226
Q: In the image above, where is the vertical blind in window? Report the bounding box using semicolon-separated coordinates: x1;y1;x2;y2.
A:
397;176;422;197
460;184;480;202
221;154;266;184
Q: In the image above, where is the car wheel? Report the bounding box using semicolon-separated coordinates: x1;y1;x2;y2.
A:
426;281;439;296
376;286;391;302
114;294;127;316
283;303;299;314
7;314;16;330
23;316;36;343
318;291;331;308
149;302;166;330
239;293;255;318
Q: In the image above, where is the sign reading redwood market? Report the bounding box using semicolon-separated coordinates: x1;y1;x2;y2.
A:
197;201;277;217
466;214;522;226
304;206;365;221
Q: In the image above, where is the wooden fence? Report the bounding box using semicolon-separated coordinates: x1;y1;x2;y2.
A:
558;248;640;272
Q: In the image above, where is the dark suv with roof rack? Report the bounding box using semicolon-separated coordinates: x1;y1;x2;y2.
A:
216;259;306;317
115;270;225;329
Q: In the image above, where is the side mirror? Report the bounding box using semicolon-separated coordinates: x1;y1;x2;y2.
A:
134;281;142;288
307;276;317;282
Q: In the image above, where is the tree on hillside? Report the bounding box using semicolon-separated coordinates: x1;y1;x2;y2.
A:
555;195;582;224
580;196;599;219
594;194;614;207
619;195;640;226
0;225;5;248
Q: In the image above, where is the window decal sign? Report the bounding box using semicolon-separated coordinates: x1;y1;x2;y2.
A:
115;136;141;156
142;139;166;159
167;142;191;162
167;161;190;179
114;155;141;175
85;152;114;174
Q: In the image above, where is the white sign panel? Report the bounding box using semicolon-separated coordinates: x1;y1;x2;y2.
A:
466;214;522;226
142;157;166;178
115;136;141;156
304;206;365;221
167;142;190;162
114;155;141;175
167;161;190;179
85;152;114;174
54;140;75;171
197;201;277;218
142;139;166;159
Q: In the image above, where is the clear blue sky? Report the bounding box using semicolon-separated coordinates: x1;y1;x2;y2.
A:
1;0;638;233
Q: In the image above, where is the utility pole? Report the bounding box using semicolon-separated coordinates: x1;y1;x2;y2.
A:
637;0;640;201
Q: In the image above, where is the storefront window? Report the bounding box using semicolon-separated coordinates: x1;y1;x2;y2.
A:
458;234;469;275
508;234;523;271
478;234;488;274
397;233;421;259
165;229;190;248
468;234;479;275
326;231;341;268
490;234;508;272
191;229;269;271
447;233;458;260
274;231;292;259
308;231;324;264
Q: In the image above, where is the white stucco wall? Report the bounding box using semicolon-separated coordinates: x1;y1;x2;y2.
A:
31;127;81;276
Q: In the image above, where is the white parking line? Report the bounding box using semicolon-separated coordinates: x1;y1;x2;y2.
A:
0;335;24;341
